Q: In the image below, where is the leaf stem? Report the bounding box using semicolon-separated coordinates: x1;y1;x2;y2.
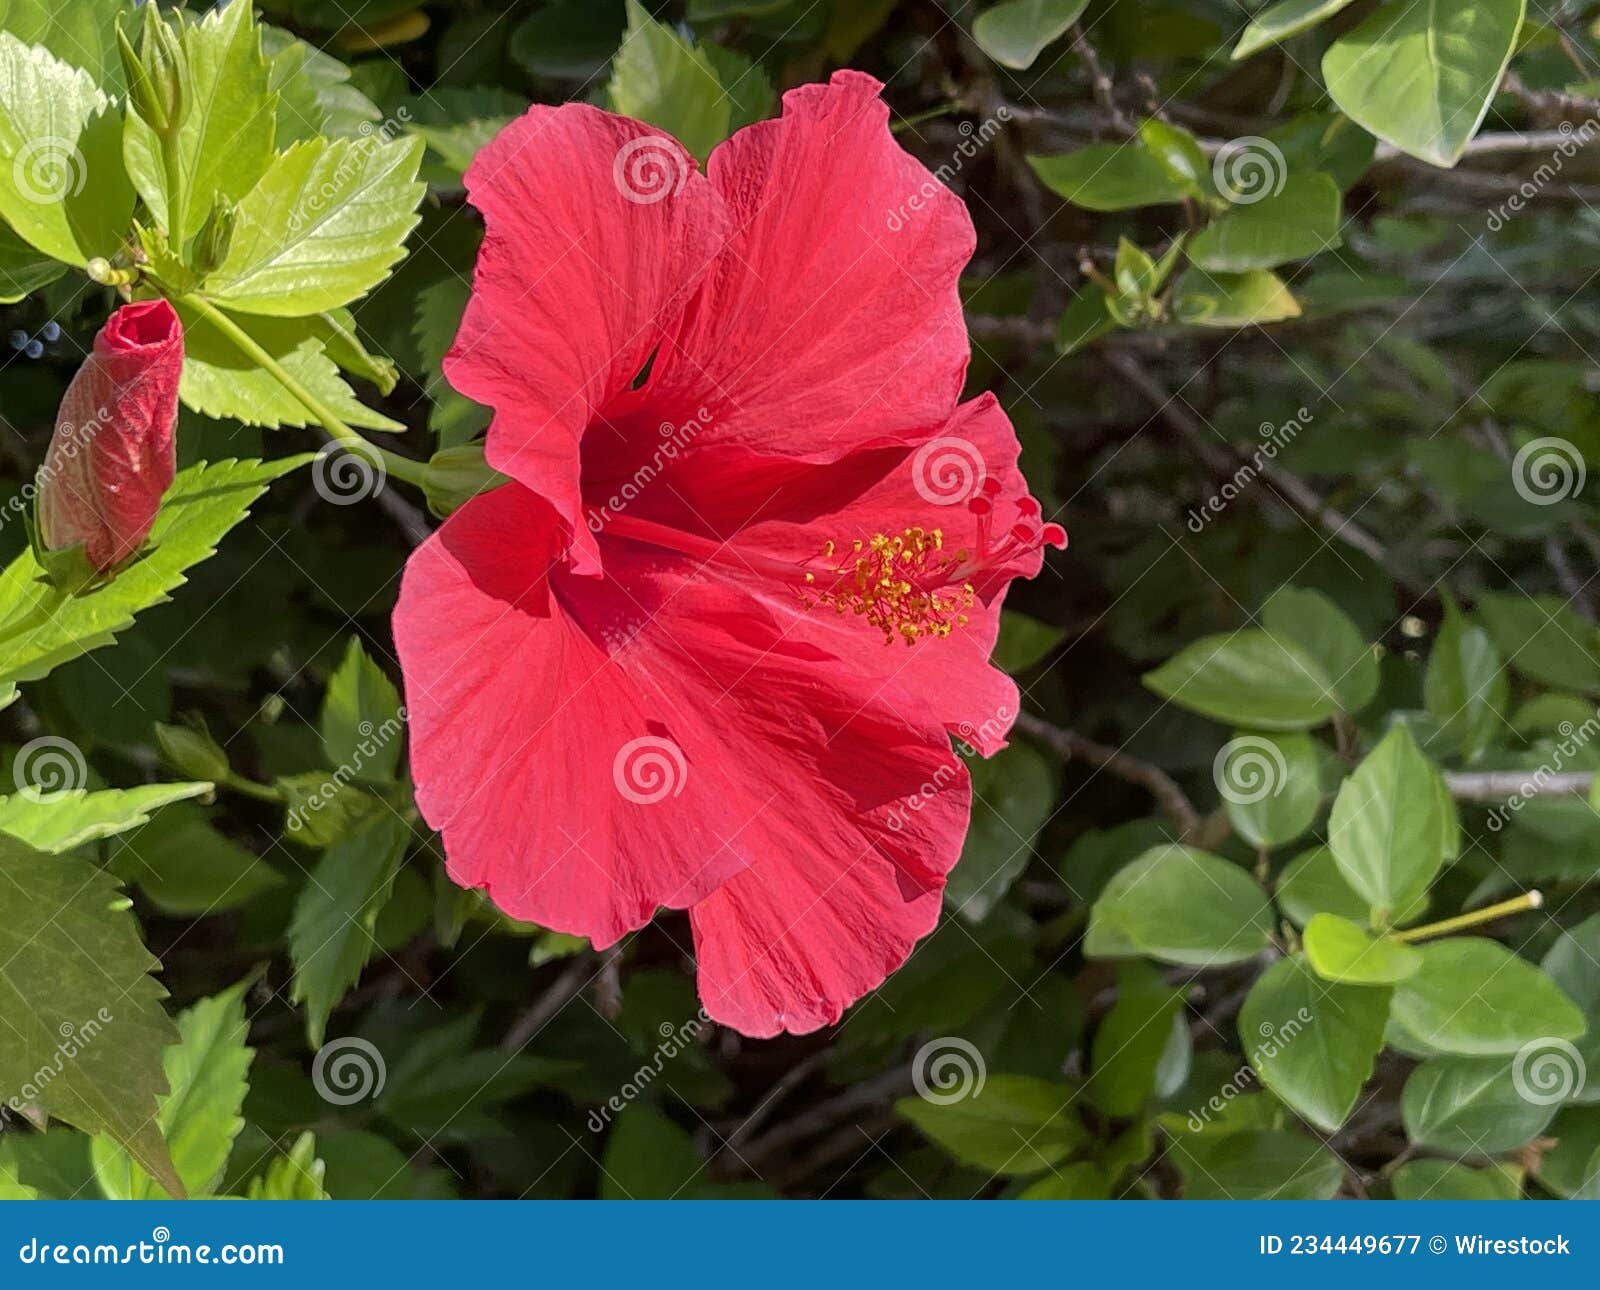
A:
180;293;427;486
161;130;186;255
1391;890;1544;944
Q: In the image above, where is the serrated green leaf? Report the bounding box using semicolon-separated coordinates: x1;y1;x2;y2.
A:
897;1074;1083;1174
0;456;310;686
108;804;284;917
0;835;181;1197
206;133;425;316
0;32;134;265
320;636;404;785
262;25;380;146
0;0;123;88
0;781;212;852
607;0;729;164
177;302;401;431
92;980;253;1200
288;811;411;1046
124;0;276;251
244;1130;328;1199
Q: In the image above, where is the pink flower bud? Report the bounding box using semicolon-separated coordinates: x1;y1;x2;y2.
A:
37;300;183;571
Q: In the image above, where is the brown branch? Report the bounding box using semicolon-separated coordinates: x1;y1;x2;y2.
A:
1013;710;1201;838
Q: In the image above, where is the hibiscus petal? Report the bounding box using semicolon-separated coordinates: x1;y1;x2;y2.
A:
445;105;728;575
650;70;975;460
394;482;972;957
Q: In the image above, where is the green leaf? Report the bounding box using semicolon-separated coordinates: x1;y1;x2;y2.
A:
244;1131;328;1200
0;32;134;265
1276;844;1428;929
1542;913;1600;1103
108;804;284;917
1054;287;1113;354
1137;119;1208;197
1322;0;1525;168
1189;173;1342;272
177;304;401;432
1303;913;1422;984
1087;844;1273;966
1391;937;1585;1056
896;1074;1084;1175
1217;730;1322;849
1018;1162;1110;1198
0;456;310;686
1326;723;1446;912
1425;609;1508;762
1261;588;1379;716
1239;956;1390;1131
124;0;276;249
1232;0;1360;60
288;811;411;1047
607;0;729;164
0;0;124;88
1402;1056;1558;1153
0;781;212;852
1391;1158;1521;1199
262;25;380;145
320;637;404;786
402;85;525;184
1169;1129;1343;1199
0;835;181;1197
1171;268;1301;326
1027;144;1193;211
700;42;774;134
972;0;1088;70
945;741;1054;921
599;1105;705;1200
1144;630;1338;730
0;219;64;300
92;980;252;1200
1476;591;1600;692
1090;961;1188;1117
205;133;426;316
993;610;1065;673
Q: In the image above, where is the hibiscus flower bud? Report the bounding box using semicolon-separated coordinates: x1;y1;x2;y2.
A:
37;299;184;574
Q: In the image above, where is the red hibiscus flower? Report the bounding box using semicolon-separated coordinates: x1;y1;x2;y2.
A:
393;72;1063;1037
37;299;183;572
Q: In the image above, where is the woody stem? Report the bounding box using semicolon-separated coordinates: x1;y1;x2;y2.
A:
179;293;427;487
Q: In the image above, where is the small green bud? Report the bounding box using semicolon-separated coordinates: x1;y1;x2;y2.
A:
154;720;231;783
421;444;508;519
192;199;236;275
